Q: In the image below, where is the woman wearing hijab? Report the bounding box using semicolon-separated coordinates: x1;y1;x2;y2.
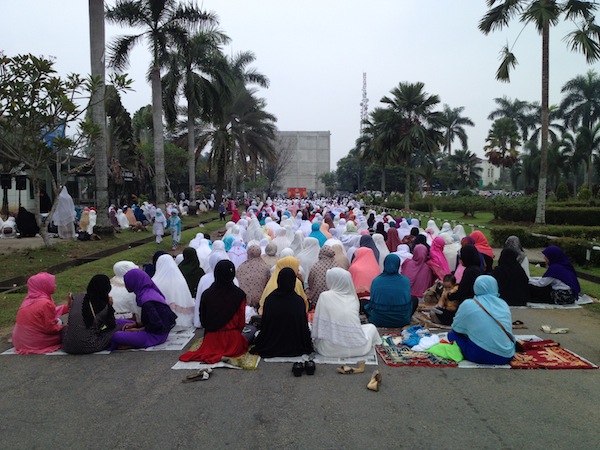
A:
296;237;321;280
450;276;515;365
143;250;166;278
447;244;484;304
470;230;494;273
259;256;307;314
195;252;238;328
237;245;271;311
428;237;451;280
372;233;390;270
179;261;248;363
110;261;141;319
393;244;413;268
289;230;305;255
53;186;77;239
62;275;117;354
401;244;434;299
251;268;314;358
348;247;381;298
329;242;350;270
365;254;417;328
309;222;327;247
374;221;387;240
12;273;71;354
262;242;279;268
443;234;461;273
153;254;195;328
452;224;467;240
312;268;382;357
492;248;530;306
529;246;581;304
307;246;339;308
109;207;119;229
16;206;39;237
227;240;248;268
178;247;205;298
504;235;530;277
385;228;402;253
355;234;380;263
110;269;177;350
367;212;376;231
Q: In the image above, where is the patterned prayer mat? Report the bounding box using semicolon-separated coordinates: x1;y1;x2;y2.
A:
510;345;598;370
376;331;457;368
172;352;261;371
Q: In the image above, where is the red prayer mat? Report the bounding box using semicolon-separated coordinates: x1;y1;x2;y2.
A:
510;345;598;370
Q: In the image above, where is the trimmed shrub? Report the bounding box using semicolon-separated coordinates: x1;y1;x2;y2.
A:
556;183;569;201
491;196;536;222
546;207;600;225
533;226;600;240
552;237;600;266
578;187;592;202
490;226;549;248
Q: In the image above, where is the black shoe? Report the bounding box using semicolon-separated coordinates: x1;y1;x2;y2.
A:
292;362;304;377
305;360;316;375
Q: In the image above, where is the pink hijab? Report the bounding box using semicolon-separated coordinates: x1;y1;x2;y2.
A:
428;237;451;279
401;244;434;297
348;247;380;296
20;272;56;309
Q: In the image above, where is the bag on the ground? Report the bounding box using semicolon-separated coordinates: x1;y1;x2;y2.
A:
550;289;575;305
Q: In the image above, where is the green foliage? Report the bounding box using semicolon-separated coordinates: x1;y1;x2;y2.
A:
578;186;592;202
490;226;549;248
551;238;600;266
456;189;475;197
534;226;600;240
546;207;600;225
556;183;570;201
318;171;337;195
491;196;537;222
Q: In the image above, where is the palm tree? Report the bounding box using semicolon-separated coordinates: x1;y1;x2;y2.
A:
560;70;600;187
440;105;474;156
162;26;230;204
88;0;109;228
447;149;482;189
488;96;534;141
528;103;565;144
380;82;443;209
558;131;584;195
105;0;216;206
480;1;600;224
576;122;600;187
484;117;521;168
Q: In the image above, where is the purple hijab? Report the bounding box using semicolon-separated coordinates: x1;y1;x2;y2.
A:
542;246;580;296
124;268;167;307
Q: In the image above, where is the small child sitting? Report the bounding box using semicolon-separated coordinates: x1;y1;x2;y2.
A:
430;274;458;325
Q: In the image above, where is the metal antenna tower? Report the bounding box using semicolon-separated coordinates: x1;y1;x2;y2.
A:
360;72;369;134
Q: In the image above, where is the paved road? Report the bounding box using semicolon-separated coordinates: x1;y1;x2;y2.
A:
1;305;599;449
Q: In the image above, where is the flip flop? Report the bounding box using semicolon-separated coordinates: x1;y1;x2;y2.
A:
182;368;212;383
512;320;527;329
541;325;569;334
336;360;366;374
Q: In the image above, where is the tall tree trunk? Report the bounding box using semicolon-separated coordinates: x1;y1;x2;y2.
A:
380;165;386;193
404;169;410;210
89;0;109;228
588;152;594;189
151;66;166;206
535;22;549;225
187;107;196;202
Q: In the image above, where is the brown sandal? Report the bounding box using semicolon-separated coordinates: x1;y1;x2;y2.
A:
336;360;366;374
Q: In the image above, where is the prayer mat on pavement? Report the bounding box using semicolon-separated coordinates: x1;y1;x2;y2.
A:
262;347;378;365
376;331;457;368
171;352;261;371
510;345;598;370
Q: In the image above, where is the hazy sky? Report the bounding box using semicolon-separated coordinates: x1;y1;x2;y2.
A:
2;1;599;170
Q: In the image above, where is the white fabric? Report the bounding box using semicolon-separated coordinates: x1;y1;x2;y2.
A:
372;233;390;270
86;210;97;235
152;209;167;236
110;261;141;318
272;228;291;255
52;187;76;226
116;210;130;230
195;239;212;273
152;254;195;327
290;230;305;255
296;237;320;279
227;240;248;268
453;224;467;239
393;244;413;273
411;334;441;351
312;268;381;358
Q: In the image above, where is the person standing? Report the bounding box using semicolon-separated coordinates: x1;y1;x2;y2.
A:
152;208;167;244
167;210;182;250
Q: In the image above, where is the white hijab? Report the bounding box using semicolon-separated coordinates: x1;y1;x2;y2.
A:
290;230;305;255
272;227;292;255
296;237;320;279
52;186;76;226
394;244;413;273
227;240;248;268
110;261;140;317
372;233;390;270
152;254;194;328
311;268;368;347
87;210;97;235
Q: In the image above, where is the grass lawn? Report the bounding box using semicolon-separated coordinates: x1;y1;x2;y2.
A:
0;213;223;330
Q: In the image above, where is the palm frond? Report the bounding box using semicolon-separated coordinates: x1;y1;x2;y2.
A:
107;34;144;70
496;45;518;82
565;25;600;63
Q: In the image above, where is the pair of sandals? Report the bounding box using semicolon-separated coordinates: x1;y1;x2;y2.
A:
292;360;316;377
336;361;381;392
182;368;212;383
541;324;569;334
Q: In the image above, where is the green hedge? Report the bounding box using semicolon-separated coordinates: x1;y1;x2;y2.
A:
490;226;549;248
545;207;600;225
534;226;600;240
491;196;536;222
551;238;600;266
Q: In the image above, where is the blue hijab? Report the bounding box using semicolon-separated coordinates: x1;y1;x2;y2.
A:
542;246;580;296
309;222;327;247
369;254;411;310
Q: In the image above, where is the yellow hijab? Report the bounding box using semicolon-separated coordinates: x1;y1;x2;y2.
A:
258;256;307;314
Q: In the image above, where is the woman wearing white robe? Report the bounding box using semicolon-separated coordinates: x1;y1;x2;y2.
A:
116;209;130;230
296;237;320;280
443;234;461;272
195;238;212;273
110;261;140;319
228;239;248;268
312;268;382;358
290;230;305;255
152;254;195;328
372;233;390;270
86;210;97;235
53;186;77;239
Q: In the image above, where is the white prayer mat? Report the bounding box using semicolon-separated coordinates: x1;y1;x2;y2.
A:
172;361;242;371
262;347;378;365
1;327;196;355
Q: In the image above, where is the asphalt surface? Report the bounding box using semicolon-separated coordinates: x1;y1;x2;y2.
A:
1;305;600;450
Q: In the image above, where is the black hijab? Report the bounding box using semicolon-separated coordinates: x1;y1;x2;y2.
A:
143;250;166;277
492;248;530;306
359;234;380;262
375;222;387;240
412;234;430;253
251;268;313;358
178;247;204;297
200;260;246;332
16;207;39;237
82;274;115;330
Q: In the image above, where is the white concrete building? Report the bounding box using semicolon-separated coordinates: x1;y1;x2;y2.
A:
479;160;502;187
274;131;331;195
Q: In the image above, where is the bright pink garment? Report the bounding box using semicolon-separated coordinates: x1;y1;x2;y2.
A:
348;247;380;296
428;237;451;280
401;244;434;297
12;272;69;354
